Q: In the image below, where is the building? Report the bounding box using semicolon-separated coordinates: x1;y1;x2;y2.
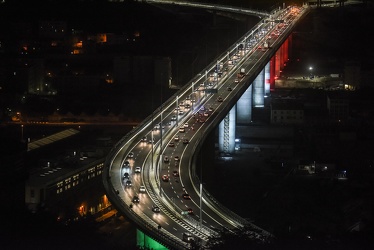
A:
344;60;360;90
270;100;304;124
24;129;114;221
327;91;350;122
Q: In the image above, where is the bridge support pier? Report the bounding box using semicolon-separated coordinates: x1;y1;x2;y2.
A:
270;55;276;90
253;69;265;107
265;61;271;96
218;105;236;154
218;33;292;153
237;84;252;124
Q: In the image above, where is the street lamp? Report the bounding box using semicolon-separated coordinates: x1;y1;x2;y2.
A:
309;66;314;84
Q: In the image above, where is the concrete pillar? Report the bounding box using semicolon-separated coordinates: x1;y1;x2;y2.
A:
237;84;252;124
264;61;271;96
283;38;289;67
288;34;293;60
218;105;236;154
275;49;281;78
252;69;265;107
270;55;276;91
279;43;284;71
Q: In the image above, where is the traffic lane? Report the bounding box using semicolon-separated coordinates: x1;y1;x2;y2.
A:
161;112;239;231
179;126;240;231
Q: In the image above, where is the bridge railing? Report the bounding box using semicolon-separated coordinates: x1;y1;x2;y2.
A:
103;156;191;249
103;3;310;247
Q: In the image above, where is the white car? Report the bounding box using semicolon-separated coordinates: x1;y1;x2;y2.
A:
135;166;141;173
139;185;146;193
184;123;189;128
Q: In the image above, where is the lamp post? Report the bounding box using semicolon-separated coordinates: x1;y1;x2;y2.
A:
151;129;154;170
309;66;314;87
21;124;24;141
176;95;179;126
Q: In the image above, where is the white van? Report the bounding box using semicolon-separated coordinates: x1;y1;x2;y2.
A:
182;232;194;243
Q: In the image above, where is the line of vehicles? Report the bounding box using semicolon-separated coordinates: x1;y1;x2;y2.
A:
111;5;304;246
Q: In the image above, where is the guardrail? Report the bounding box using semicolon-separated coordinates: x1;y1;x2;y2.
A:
103;4;310;248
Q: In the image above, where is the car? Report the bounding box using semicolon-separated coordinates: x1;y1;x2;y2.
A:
174;156;180;161
187;208;193;214
184;123;189;128
123;172;130;179
152;205;160;213
148;139;154;144
182;139;189;144
199;119;205;123
135;166;141;173
132;196;140;204
182;232;195;243
178;110;184;115
182;193;191;200
171;115;177;121
139;185;146;193
141;136;147;142
234;79;239;83
162;175;169;182
173;170;179;177
227;87;232;91
123;160;130;167
154;124;160;130
208;107;214;112
127;152;134;158
179;127;185;133
184;104;190;109
217;97;223;102
168;141;175;147
203;112;209;117
125;180;132;187
200;106;205;111
164;156;169;163
174;135;180;141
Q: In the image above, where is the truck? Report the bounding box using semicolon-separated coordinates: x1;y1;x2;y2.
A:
237;68;245;78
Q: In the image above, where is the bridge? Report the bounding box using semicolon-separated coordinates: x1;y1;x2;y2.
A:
141;0;271;18
103;2;310;249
